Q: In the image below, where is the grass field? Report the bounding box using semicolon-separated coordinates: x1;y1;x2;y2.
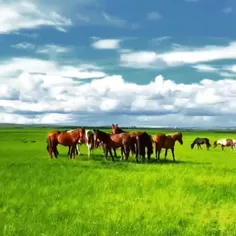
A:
1;127;236;236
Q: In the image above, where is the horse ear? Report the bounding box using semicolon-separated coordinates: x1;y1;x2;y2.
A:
112;124;114;127
116;124;118;127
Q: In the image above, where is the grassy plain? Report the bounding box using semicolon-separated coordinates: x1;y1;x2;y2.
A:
1;127;236;236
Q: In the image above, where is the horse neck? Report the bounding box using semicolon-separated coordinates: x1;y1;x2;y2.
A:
172;134;181;143
98;131;110;142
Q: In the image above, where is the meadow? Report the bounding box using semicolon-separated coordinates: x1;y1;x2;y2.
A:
1;127;236;236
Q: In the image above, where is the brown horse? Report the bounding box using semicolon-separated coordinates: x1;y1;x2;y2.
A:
47;128;85;159
46;130;61;158
152;132;183;162
93;129;132;161
67;129;94;158
111;124;137;157
213;138;234;151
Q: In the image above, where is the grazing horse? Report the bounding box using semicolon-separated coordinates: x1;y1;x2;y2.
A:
136;132;153;162
47;128;85;159
93;129;132;161
213;139;234;151
67;129;95;158
152;132;183;162
191;137;211;150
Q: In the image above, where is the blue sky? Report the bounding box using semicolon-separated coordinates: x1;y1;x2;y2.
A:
0;0;236;127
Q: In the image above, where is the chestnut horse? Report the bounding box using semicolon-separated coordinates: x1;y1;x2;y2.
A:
111;124;137;157
93;129;132;161
213;139;234;151
47;128;85;159
46;130;61;158
152;132;183;162
67;129;94;158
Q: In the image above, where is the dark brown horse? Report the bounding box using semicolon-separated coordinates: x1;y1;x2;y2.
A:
93;129;132;161
47;128;85;159
152;132;183;162
136;132;153;162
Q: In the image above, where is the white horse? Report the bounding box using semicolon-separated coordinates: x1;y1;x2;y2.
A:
67;129;94;158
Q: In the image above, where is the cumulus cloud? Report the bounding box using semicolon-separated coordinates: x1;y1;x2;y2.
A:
0;1;72;34
1;61;236;128
120;41;236;69
91;39;121;50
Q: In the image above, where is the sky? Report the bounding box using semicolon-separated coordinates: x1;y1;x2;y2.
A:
0;0;236;128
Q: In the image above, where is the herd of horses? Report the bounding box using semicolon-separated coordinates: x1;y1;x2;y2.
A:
46;124;236;162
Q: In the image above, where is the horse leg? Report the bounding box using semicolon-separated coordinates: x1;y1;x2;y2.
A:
157;148;161;162
199;144;202;150
124;145;130;161
108;148;114;161
113;148;117;158
87;143;92;159
164;149;168;161
67;146;71;156
76;144;80;156
171;148;176;162
221;145;224;151
120;146;124;161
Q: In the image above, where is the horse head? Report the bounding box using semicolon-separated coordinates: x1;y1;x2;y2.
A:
111;124;120;134
173;132;183;145
213;141;217;148
190;142;195;149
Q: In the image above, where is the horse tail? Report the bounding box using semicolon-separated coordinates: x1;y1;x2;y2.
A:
89;132;94;149
136;135;141;159
46;136;52;152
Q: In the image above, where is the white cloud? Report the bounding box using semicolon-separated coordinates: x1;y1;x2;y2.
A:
36;44;71;54
192;64;218;72
0;1;72;34
147;11;162;20
2;61;236;127
150;36;171;45
77;11;139;29
222;7;232;13
11;42;35;50
91;39;121;50
120;41;236;68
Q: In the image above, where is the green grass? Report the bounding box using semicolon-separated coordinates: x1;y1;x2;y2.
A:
1;127;236;236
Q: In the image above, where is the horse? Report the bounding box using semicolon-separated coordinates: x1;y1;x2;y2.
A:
152;132;183;162
111;124;137;157
213;139;234;151
93;129;132;161
46;130;61;158
191;137;211;150
67;129;94;158
47;128;85;159
136;132;153;162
